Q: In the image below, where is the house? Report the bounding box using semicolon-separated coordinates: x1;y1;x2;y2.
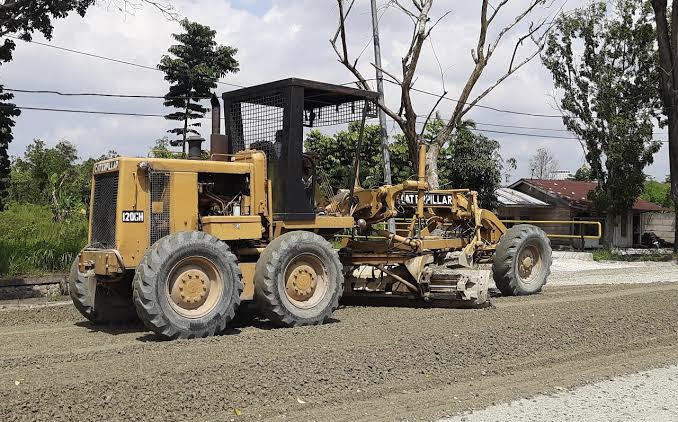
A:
496;179;673;248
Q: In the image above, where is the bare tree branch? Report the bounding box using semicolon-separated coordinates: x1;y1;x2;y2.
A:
103;0;180;20
425;10;453;37
420;90;447;136
329;0;554;186
330;0;372;91
487;0;546;58
488;0;509;24
371;62;402;86
461;45;542;117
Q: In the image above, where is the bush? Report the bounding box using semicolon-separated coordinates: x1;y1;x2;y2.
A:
592;248;675;262
0;203;87;277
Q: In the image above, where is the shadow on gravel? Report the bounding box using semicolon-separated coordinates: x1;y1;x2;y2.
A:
230;303;341;331
339;295;497;309
75;320;146;336
73;303;342;342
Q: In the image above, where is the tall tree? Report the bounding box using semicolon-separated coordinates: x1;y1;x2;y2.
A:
433;119;504;209
529;147;559;179
650;0;678;253
0;0;177;209
332;0;554;187
158;19;239;153
542;0;661;243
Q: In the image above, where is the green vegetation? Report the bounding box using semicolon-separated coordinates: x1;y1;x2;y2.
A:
305;117;508;209
0;139;117;278
0;203;87;276
641;179;674;209
158;19;239;152
592;248;675;262
543;0;661;217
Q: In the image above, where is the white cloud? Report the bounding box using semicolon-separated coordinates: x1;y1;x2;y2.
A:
2;0;670;181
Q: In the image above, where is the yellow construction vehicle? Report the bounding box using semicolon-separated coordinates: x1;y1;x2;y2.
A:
70;78;552;339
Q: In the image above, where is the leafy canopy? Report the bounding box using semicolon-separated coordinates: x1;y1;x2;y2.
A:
304;117;505;209
641;179;674;209
0;0;96;209
8;139;117;221
573;164;595;181
542;0;662;216
158;19;239;149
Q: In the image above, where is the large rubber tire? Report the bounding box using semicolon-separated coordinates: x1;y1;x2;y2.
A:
492;224;552;296
254;231;343;327
69;259;138;324
132;232;243;340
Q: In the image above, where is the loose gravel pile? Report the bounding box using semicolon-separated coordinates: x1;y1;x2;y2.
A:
1;277;676;421
442;365;678;422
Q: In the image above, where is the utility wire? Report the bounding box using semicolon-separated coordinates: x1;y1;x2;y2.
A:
0;103;166;117
3;88;210;100
385;80;563;118
5;35;246;89
0;35;563;119
1;103;668;143
0;35;644;121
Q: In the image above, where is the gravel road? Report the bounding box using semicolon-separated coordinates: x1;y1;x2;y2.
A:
1;264;677;421
442;365;678;422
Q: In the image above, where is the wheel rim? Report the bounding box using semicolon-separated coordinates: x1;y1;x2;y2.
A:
283;253;329;309
167;256;224;319
517;243;543;284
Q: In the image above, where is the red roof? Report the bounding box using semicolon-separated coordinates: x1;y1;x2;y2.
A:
514;179;671;212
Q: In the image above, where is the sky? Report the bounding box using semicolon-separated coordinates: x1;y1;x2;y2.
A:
1;0;672;183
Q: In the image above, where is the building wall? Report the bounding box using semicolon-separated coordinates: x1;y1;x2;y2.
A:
496;205;573;246
641;212;676;244
611;214;633;248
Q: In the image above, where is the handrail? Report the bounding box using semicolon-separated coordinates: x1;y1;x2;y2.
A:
500;219;602;240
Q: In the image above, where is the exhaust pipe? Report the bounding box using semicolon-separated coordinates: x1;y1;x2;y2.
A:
210;94;230;161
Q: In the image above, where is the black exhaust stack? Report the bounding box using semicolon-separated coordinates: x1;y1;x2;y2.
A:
210;94;230;161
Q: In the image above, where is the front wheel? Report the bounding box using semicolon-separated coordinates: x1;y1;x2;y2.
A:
492;224;552;296
69;259;137;324
133;232;243;340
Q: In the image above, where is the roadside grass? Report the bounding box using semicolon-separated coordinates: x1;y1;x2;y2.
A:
0;204;87;277
592;248;676;262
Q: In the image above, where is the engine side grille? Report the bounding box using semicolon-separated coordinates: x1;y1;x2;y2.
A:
91;172;119;248
150;172;171;246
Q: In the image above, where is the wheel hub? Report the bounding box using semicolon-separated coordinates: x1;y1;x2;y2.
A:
287;265;318;300
517;245;542;282
177;269;209;305
167;256;223;318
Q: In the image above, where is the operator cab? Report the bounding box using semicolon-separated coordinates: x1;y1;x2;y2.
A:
220;78;378;220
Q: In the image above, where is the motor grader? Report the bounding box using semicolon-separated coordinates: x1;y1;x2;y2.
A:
70;78;552;339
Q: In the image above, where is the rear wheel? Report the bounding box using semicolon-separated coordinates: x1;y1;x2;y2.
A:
69;258;137;324
254;231;343;327
492;224;552;296
133;232;242;340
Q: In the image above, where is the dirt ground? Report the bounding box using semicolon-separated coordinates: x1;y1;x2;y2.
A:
1;267;677;421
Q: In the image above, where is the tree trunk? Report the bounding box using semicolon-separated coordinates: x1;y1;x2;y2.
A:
182;101;189;156
650;0;678;253
669;110;678;254
426;142;440;189
603;214;616;248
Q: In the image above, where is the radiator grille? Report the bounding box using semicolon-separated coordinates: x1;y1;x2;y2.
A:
150;172;171;245
91;172;119;248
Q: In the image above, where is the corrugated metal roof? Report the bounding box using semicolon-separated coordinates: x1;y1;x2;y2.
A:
496;187;549;207
511;179;672;212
